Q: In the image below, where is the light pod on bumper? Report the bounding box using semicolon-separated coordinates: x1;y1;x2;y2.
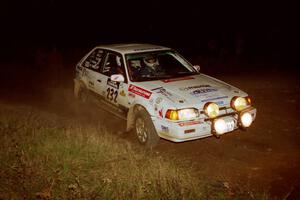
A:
240;112;253;127
204;102;219;118
214;118;227;135
231;96;250;111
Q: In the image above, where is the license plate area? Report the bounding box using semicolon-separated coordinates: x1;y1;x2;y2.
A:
216;116;237;134
225;119;235;132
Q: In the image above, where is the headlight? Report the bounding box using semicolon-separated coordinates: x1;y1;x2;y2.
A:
165;108;199;121
203;102;219;118
231;96;250;111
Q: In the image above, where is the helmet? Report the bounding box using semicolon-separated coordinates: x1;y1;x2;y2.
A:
143;56;159;68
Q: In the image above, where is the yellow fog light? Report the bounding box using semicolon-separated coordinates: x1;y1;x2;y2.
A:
214;118;227;135
204;102;219;118
240;112;253;127
231;96;248;111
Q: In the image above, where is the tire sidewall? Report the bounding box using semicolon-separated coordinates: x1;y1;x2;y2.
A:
134;110;160;148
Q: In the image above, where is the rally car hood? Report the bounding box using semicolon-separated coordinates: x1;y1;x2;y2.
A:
136;74;247;107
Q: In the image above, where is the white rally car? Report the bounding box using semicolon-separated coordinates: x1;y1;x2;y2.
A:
74;44;256;148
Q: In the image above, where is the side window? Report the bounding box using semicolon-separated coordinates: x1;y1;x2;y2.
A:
102;53;126;79
127;59;142;80
82;49;104;71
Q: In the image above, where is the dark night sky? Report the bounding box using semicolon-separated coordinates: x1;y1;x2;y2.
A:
1;1;299;67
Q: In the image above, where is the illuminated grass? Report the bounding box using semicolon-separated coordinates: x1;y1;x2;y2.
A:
0;103;270;199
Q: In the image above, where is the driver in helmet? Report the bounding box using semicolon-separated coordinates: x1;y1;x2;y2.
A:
140;56;164;76
144;57;159;69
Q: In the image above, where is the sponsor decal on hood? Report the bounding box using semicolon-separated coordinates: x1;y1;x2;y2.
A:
136;74;239;104
152;87;173;97
152;87;178;103
179;85;211;91
190;88;218;97
128;85;152;99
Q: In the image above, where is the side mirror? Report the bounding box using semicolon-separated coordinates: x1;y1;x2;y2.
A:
110;74;125;82
193;65;201;73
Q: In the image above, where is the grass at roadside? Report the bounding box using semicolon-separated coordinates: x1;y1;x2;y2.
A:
0;102;270;199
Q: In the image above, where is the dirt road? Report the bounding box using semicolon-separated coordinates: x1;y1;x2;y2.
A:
1;68;299;199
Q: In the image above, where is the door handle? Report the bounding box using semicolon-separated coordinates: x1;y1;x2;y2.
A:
97;79;102;83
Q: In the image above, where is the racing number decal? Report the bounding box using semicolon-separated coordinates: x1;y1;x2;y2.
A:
106;88;118;103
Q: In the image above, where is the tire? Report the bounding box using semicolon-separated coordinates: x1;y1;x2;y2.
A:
134;109;160;149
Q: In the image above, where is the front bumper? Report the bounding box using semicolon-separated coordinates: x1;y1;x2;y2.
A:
154;107;257;142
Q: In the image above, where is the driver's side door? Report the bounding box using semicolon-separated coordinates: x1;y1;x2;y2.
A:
100;52;129;114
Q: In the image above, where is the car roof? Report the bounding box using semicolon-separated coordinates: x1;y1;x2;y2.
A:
95;43;171;54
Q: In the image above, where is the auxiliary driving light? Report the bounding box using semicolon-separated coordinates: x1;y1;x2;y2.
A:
204;102;219;118
214;118;227;135
231;96;249;111
240;112;253;127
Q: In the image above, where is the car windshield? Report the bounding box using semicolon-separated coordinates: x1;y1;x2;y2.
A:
126;50;197;82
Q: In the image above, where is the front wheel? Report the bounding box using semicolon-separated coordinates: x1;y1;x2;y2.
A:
134;110;160;149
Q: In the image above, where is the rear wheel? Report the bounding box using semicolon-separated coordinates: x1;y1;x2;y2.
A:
134;110;160;149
